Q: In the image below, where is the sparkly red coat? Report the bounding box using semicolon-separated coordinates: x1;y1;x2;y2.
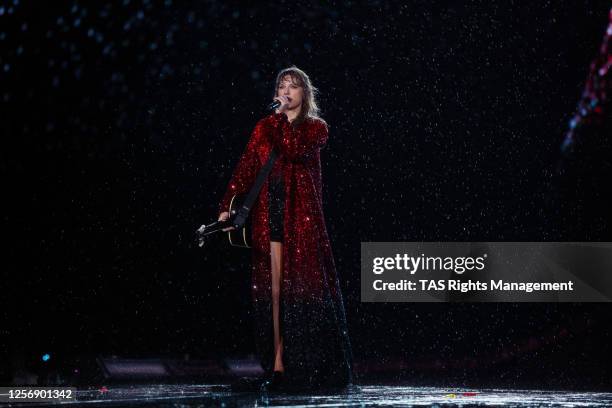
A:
219;112;353;388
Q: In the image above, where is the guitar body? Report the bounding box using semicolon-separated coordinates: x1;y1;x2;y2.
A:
227;194;252;248
197;148;277;250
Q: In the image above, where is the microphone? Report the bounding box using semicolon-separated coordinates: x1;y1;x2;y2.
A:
267;99;281;111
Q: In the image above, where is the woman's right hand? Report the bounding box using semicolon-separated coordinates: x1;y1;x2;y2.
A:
274;95;291;114
218;211;235;231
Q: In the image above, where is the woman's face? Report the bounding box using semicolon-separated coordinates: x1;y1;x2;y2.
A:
277;75;304;110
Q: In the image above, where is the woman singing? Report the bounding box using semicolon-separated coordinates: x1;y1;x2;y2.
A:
218;66;353;391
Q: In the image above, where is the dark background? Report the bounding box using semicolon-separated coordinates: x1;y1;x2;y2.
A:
2;1;611;389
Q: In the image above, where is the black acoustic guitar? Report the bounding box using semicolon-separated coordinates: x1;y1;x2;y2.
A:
196;193;251;248
197;141;278;250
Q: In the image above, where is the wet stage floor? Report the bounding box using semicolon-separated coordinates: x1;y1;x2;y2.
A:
3;384;612;407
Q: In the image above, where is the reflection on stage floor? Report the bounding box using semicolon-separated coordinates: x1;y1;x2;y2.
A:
5;383;612;407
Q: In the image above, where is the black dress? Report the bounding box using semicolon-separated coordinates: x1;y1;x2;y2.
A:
268;174;284;242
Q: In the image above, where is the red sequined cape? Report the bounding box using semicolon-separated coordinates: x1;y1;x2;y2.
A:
219;112;353;388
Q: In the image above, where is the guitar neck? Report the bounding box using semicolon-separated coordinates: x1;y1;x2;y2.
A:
199;219;233;237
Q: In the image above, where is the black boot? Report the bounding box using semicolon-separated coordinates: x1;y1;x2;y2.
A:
260;370;285;392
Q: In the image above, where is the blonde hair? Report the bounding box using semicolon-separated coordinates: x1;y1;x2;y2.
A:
273;66;322;125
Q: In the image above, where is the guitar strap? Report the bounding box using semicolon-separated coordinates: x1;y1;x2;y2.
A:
231;148;278;229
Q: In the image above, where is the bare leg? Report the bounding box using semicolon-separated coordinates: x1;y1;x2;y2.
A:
270;241;284;372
